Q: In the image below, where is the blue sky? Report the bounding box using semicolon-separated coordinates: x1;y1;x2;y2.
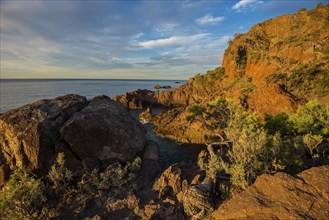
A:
0;0;325;79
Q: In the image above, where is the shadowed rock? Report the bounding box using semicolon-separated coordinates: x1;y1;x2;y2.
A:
0;94;88;175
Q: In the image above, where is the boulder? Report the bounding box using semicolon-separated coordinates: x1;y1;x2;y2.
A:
154;84;161;89
153;160;205;202
139;108;154;122
211;166;329;219
0;94;147;176
0;94;88;175
137;141;161;189
183;182;214;219
60;95;146;163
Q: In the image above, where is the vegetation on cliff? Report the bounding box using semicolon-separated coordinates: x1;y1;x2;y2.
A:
190;99;328;191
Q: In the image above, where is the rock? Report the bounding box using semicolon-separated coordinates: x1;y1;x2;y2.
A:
153;160;205;202
183;182;214;219
113;89;158;109
60;95;146;163
0;94;147;176
0;94;88;175
154;84;172;90
153;107;216;144
162;85;172;89
211;166;329;219
139;107;154;122
137;141;161;188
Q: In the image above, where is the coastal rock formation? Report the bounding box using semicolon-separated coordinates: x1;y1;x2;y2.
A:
153;107;215;144
113;89;158;109
211;165;329;219
115;4;329;144
139;107;155;122
0;95;146;176
0;94;88;175
60;95;145;163
154;84;172;89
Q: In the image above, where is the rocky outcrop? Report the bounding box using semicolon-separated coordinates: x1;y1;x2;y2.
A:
137;141;161;189
211;165;329;219
154;84;172;89
113;89;158;109
115;5;329;144
60;95;145;163
153;107;215;144
0;94;88;175
139;107;155;122
0;95;146;176
153;160;206;202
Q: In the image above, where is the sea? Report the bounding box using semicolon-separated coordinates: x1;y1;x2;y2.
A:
0;79;206;165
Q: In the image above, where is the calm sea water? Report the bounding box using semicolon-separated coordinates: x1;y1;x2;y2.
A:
0;79;205;164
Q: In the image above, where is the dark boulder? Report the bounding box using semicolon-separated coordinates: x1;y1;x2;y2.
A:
60;95;146;163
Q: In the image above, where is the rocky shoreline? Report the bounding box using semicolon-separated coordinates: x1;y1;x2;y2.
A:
1;4;329;220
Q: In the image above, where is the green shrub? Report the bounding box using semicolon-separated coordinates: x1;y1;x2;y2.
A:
0;170;47;220
303;133;323;157
289;100;329;136
264;112;293;136
87;157;142;190
48;153;73;191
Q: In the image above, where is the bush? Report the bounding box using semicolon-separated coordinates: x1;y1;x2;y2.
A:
0;170;47;220
264;112;293;136
87;157;142;190
48;153;73;190
289;100;329;136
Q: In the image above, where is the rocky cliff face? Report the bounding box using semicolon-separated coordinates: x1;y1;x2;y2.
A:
116;4;329;144
0;95;146;176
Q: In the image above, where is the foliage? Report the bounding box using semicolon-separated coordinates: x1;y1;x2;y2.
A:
1;153;142;219
264;112;293;136
264;73;287;84
288;100;329;136
303;134;323;157
87;157;142;190
220;113;283;189
0;170;47;220
48;153;73;190
195;99;329;190
194;67;225;85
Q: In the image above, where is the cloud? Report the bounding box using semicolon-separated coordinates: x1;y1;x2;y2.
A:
135;33;208;49
153;23;179;35
196;14;225;25
232;0;263;11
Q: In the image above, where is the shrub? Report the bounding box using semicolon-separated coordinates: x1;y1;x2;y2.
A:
264;112;293;136
0;170;47;220
289;100;329;136
303;133;323;157
48;153;73;191
87;157;142;191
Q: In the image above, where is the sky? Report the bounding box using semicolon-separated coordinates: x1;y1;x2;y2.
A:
0;0;326;80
